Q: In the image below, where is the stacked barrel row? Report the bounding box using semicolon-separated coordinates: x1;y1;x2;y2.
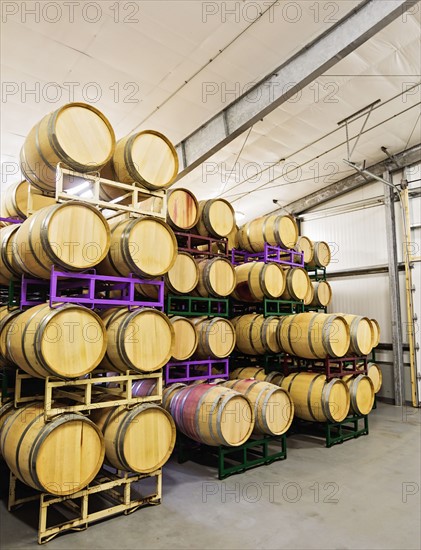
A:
138;192;297;446
0;102;195;497
229;211;381;424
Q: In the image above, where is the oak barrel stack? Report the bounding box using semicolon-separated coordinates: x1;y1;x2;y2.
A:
20;103;116;193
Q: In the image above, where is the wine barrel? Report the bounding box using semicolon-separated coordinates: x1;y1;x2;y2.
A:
309;281;332;307
223;379;294;435
20;102;115;193
98;216;177;279
101;307;174;373
162;383;186;410
369;319;381;348
164;383;254;446
112;130;178;190
132;378;158;397
229;367;284;387
0;401;15;456
7;303;107;379
194;257;236;298
0;307;22;368
137;252;198;299
0;225;20;285
296;236;314;264
340;314;373;356
278;313;350;359
281;372;350;422
232;262;286;302
166;188;199;230
12;202;110;279
306;241;331;268
237;214;298;253
196;199;235;238
192;317;236;359
91;402;175;473
343;374;375;416
357;362;383;394
303;282;315;306
170;316;198;360
2;181;29;220
280;267;311;301
232;314;281;355
1;403;104;495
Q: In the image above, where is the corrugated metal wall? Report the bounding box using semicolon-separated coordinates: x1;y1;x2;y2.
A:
300;170;420;404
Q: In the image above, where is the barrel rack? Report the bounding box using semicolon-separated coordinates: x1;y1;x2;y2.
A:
289;413;369;448
231;298;305;317
305;266;327;281
13;369;163;420
166;294;229;317
8;268;165;311
8;466;162;544
231;243;304;267
31;164;168;220
174;231;228;257
165;359;229;384
175;432;287;480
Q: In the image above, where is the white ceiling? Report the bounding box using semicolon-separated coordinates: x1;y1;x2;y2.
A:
1;1;420;221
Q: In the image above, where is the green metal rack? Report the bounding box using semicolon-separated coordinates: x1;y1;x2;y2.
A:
230;298;305;317
166;294;229;317
305;266;327;281
176;434;287;479
289;414;369;448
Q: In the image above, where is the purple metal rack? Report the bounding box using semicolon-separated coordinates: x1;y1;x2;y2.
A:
175;232;228;257
231;243;304;267
165;358;229;384
19;267;164;310
0;216;23;224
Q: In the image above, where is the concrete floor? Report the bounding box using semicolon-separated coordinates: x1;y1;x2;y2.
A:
1;402;420;550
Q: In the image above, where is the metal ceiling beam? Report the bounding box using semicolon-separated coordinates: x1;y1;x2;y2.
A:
175;0;416;180
282;143;421;215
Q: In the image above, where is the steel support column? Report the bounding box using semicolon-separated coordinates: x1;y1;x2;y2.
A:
384;171;405;406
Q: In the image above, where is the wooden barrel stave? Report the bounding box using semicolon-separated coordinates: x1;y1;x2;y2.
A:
310;281;332;307
281;372;350;422
192;317;236;359
232;262;286;302
343;374;375;415
2;181;29;220
163;383;254;446
112;131;178;190
194;257;236;298
100;307;174;373
306;241;331;268
170;316;198;360
0;403;104;494
278;313;350;359
7;303;107;379
196;199;235;238
232;314;281;356
0;306;22;368
237;214;298;253
12;202;111;279
0;225;21;285
223;379;294;435
280;267;310;301
98;216;177;279
91;402;176;473
20;103;116;193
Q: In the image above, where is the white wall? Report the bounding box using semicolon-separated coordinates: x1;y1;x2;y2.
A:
300;168;420;404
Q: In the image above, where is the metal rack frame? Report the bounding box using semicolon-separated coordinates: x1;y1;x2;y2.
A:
231;244;304;267
289;414;369;448
15;268;164;311
166;294;229;317
165;358;229;384
176;433;287;479
174;232;228;257
8;467;162;544
14;369;163;420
